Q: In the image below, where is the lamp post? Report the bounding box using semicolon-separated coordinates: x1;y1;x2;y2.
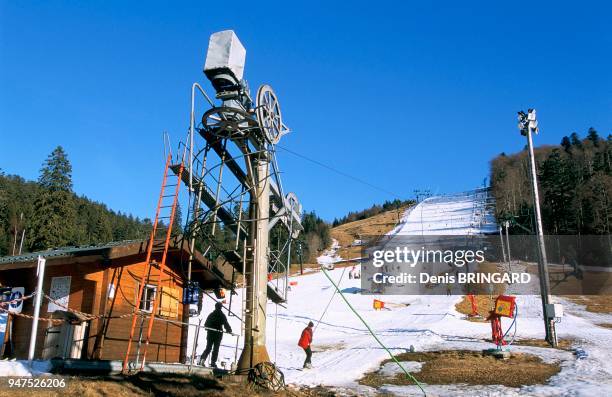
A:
518;109;557;347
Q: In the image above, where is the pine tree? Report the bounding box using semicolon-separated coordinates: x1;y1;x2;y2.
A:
29;146;78;250
541;149;575;233
39;146;73;191
171;203;183;236
587;127;600;147
561;136;571;152
570;132;582;148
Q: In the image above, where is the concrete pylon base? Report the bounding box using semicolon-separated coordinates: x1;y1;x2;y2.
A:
236;344;270;373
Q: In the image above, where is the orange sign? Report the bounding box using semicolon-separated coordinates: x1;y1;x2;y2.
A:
494;295;516;318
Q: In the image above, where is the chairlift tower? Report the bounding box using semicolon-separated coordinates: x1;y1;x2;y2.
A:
414;189;431;203
177;30;303;372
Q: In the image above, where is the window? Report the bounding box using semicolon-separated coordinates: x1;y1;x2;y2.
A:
138;284;157;312
159;287;179;318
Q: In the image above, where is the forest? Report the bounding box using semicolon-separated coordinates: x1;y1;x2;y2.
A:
0;147;155;256
490;128;611;235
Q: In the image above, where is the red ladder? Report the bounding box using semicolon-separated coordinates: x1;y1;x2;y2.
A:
122;154;184;373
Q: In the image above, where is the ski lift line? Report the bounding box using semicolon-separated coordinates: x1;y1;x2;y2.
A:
319;267;426;395
314;266;348;333
275;145;403;199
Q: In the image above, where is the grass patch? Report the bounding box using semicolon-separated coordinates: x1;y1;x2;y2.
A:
359;350;561;388
598;323;612;329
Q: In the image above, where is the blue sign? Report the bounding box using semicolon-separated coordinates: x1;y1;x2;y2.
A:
183;281;200;305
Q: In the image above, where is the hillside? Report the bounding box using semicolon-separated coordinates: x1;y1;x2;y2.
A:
330;205;410;259
490;128;611;235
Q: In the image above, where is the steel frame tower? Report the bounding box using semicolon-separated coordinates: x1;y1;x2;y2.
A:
176;30;303;372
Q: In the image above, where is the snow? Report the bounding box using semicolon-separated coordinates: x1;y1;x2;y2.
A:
0;360;51;376
379;361;423;376
316;238;342;266
389;189;497;236
187;189;612;396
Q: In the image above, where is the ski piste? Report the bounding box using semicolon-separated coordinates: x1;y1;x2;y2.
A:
182;189;612;396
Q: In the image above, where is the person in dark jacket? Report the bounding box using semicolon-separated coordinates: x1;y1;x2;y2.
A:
200;302;232;367
297;321;314;368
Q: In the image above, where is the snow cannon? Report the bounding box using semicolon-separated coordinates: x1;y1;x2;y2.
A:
373;299;385;310
494;295;516;318
486;295;517;353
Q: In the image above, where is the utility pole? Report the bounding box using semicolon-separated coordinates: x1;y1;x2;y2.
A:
518;109;557;347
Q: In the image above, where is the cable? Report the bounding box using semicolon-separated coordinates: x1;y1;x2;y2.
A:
319;267;426;395
276;144;403;199
502;303;518;346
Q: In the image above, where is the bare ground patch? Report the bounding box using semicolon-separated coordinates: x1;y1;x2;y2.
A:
564;295;612;314
331;207;409;259
1;373;310;397
312;342;347;353
359;350;561;388
512;338;575;350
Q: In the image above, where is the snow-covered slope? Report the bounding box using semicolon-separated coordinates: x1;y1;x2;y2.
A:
188;189;612;396
389;188;497;236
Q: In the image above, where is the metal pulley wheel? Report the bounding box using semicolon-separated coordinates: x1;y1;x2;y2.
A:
256;85;289;144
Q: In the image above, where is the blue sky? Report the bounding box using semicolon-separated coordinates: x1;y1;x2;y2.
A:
1;1;610;221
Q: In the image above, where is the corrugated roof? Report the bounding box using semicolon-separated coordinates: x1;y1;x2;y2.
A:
0;240;143;265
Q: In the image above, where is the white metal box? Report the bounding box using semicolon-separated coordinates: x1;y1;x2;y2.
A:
204;30;246;80
546;303;564;319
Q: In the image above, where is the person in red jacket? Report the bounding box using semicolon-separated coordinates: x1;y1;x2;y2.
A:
298;321;314;368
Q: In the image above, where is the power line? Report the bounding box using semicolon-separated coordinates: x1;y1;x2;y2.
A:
275;145;402;199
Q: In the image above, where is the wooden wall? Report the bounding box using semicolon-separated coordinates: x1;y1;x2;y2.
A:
0;254;188;363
